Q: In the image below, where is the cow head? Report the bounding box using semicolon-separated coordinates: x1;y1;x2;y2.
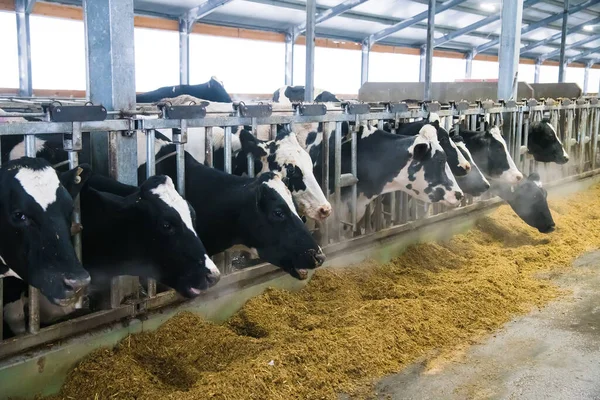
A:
427;113;471;177
237;128;332;221
452;136;491;196
527;118;569;164
239;172;325;280
207;76;232;103
404;125;464;206
460;125;523;184
0;158;92;306
492;173;555;234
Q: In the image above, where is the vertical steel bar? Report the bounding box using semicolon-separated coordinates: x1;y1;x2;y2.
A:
516;109;524;170
247;119;257;178
534;59;541;83
558;0;569;83
593;107;599;170
361;42;370;86
15;0;32;97
145;129;157;297
223;126;233;273
25;135;39;334
424;0;435;101
497;0;524;100
179;18;190;85
419;46;426;83
334;121;342;241
285;32;294;86
351;124;357;231
584;64;591;94
304;0;316;102
465;51;473;79
205;127;214;167
321;123;330;245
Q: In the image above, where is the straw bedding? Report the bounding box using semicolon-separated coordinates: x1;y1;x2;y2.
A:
45;183;600;400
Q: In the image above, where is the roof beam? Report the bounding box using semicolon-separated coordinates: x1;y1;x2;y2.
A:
182;0;235;29
567;45;600;63
520;16;600;55
540;34;600;61
433;0;543;48
294;0;371;36
475;0;600;55
366;0;469;46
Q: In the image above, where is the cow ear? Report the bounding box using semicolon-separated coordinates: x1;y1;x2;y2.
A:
59;163;93;199
528;172;541;182
413;143;430;161
239;129;264;158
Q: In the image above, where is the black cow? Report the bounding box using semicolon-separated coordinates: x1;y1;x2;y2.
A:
452;126;524;184
525;118;570;164
0;158;92;305
134;145;325;280
136;77;232;104
272;86;341;103
306;124;464;224
491;172;555;233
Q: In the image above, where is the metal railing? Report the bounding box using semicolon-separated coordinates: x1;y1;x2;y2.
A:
0;96;598;360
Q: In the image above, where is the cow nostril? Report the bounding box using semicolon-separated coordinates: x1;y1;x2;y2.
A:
455;192;463;201
319;206;332;218
516;174;523;181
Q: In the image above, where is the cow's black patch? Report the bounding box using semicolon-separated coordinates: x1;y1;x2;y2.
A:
306;131;317;146
314;91;341;103
283;164;307;192
136;77;232;103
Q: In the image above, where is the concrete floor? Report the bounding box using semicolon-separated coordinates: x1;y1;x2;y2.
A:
371;250;600;400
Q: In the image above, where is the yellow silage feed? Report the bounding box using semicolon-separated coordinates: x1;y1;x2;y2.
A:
46;183;600;400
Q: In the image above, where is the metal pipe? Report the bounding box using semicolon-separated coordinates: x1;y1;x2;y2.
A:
497;0;524;100
247;119;257;177
15;0;32;97
465;52;473;79
205;127;214;167
334;121;342;241
179;18;190;85
24;134;39;334
419;46;426;83
224;126;232;173
321;123;330;246
534;59;541;83
145;129;157;298
584;64;591;94
351;123;357;231
558;0;569;82
424;0;435;101
305;0;316;102
285;32;294;86
361;41;370;86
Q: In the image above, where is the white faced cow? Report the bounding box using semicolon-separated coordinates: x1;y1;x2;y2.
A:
232;128;332;221
523;118;570;164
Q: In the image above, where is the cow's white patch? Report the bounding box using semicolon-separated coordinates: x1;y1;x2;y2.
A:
9;137;46;161
15;166;60;211
489;126;523;183
417;124;438;142
275;87;291;103
150;177;197;236
264;176;301;219
204;254;220;277
428;112;440;124
545;121;569;159
359;122;377;139
0;267;22;280
446;133;471;171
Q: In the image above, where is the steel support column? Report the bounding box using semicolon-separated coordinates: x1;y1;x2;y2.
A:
305;0;316;102
84;0;138;308
285;32;294;85
498;0;524;100
584;63;591;94
424;0;435;101
534;59;541;83
465;51;473;78
179;18;190;85
15;0;32;97
419;46;426;83
558;0;569;82
361;40;370;85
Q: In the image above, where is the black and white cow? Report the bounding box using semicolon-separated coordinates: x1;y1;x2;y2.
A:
451;126;523;184
272;86;341;103
491;172;555;233
306;125;464;224
451;137;491;197
524;118;570;164
136;77;232;104
230;128;332;221
0;158;92;305
134;145;325;280
393;113;471;177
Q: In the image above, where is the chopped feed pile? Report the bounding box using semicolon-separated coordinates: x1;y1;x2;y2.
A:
47;184;600;400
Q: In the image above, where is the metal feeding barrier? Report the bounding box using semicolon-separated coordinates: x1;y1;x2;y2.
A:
0;97;599;361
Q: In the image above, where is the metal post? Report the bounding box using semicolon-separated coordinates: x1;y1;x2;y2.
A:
558;0;569;83
146;129;157;297
305;0;316;102
84;0;138;308
361;41;370;86
465;52;473;79
205;127;214;167
15;0;33;97
334;121;342;240
285;32;294;86
534;59;541;83
25;135;39;333
584;63;591;94
424;0;436;101
497;0;524;100
419;46;426;82
179;18;190;85
321;123;330;245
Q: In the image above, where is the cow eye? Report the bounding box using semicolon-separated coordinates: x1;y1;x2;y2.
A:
272;209;285;220
12;211;27;223
162;221;173;231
